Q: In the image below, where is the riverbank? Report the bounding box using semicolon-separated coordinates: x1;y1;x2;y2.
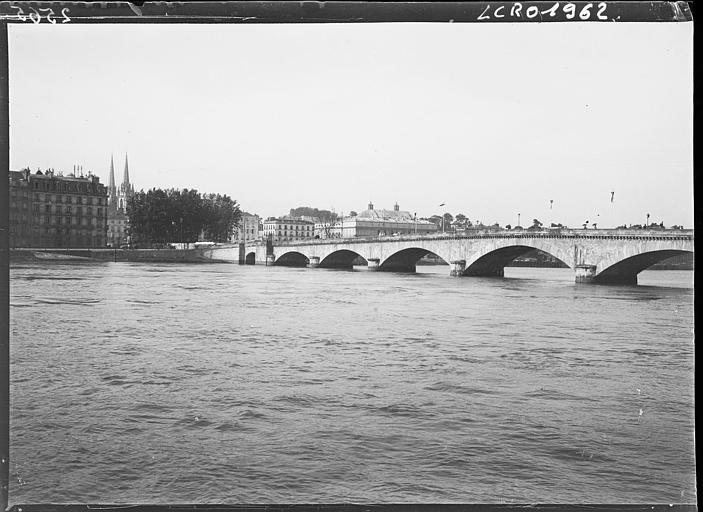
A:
10;247;233;264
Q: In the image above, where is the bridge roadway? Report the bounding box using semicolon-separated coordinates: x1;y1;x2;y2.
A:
204;229;694;284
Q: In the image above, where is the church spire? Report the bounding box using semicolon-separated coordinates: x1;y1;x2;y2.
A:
109;154;116;190
122;153;130;185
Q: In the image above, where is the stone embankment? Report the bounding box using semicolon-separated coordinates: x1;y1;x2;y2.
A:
10;247;234;264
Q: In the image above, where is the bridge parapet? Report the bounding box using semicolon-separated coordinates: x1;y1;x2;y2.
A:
273;229;693;247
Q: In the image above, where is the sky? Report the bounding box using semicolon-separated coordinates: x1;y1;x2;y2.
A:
8;21;693;228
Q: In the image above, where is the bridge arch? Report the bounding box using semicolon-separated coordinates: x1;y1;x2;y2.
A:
595;249;693;284
320;249;367;269
274;250;309;267
464;243;571;277
380;247;450;273
245;252;256;265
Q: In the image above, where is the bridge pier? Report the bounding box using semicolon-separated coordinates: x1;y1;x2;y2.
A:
308;256;320;268
367;258;380;270
266;254;275;266
574;264;597;283
449;259;466;277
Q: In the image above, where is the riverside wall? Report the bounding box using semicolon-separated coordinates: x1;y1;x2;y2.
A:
10;247;237;264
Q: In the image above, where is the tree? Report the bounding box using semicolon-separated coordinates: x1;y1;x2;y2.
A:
454;213;472;229
202;193;242;242
127;188;241;247
289;206;337;223
428;215;443;230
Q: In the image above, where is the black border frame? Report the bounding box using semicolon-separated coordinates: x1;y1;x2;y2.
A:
0;2;695;511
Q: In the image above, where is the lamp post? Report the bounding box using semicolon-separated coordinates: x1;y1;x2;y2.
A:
646;213;650;227
438;203;446;234
180;217;184;248
517;213;521;228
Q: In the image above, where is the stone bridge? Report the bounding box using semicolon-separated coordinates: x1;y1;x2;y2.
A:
205;229;693;284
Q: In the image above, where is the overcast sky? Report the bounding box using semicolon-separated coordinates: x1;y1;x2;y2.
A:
8;21;693;227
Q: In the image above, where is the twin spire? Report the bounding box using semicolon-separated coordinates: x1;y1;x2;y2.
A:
108;153;130;190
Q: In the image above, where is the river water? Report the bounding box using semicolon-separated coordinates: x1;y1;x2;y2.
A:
8;262;695;504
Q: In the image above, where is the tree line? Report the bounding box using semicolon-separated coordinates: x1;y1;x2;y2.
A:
288;206;338;223
127;188;241;247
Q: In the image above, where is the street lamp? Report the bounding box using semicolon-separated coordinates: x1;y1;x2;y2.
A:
646;213;650;227
517;213;521;228
439;203;446;234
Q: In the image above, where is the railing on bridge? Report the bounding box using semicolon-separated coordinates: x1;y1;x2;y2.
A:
270;228;694;246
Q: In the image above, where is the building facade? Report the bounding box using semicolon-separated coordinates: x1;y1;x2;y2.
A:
262;217;315;242
315;203;438;239
232;213;262;242
106;154;134;248
9;168;108;248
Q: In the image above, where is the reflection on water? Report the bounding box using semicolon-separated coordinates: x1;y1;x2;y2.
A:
9;262;696;504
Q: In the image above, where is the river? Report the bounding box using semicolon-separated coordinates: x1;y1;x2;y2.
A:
8;262;696;504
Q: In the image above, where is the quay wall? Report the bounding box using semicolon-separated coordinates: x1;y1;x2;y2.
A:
10;247;238;264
